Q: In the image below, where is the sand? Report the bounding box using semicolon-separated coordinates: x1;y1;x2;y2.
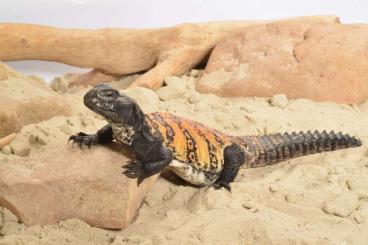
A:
1;71;368;245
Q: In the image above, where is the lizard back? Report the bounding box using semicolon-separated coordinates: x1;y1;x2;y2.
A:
145;112;233;173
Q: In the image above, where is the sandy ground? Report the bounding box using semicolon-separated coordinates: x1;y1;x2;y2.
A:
1;71;368;245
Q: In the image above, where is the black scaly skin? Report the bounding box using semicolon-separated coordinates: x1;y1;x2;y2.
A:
69;84;362;191
243;130;362;168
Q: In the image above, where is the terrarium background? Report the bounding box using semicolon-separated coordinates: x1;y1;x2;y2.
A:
0;0;367;82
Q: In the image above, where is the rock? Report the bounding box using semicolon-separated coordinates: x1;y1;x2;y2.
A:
270;94;288;108
1;145;12;154
10;139;30;157
352;203;368;224
0;144;159;229
187;91;201;104
197;22;368;104
0;62;72;137
123;87;160;113
156;86;186;101
164;76;187;89
189;69;201;78
50;76;69;93
0;17;338;90
322;192;359;218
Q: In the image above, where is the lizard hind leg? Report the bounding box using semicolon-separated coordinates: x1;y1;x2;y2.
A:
213;143;246;192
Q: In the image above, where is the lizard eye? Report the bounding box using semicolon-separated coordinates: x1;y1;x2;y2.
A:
106;91;114;97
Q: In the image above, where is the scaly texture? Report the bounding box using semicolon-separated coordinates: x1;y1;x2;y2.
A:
69;85;361;191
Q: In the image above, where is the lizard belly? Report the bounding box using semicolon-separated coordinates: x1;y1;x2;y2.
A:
168;160;218;186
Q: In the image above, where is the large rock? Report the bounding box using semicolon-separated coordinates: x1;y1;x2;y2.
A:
197;22;368;104
0;17;338;90
0;62;72;137
0;144;159;229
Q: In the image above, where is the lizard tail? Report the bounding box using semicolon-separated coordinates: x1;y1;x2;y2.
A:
244;130;362;168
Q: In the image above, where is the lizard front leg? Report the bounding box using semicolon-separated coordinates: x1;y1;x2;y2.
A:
213;144;246;191
123;144;173;185
68;124;113;148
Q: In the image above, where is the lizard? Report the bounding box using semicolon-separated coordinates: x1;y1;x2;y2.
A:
69;84;362;191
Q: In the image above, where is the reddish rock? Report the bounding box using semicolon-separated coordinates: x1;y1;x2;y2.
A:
0;62;72;137
0;144;159;229
197;22;368;104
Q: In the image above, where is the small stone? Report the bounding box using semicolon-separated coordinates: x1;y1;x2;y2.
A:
187;91;201;104
189;69;201;77
327;175;339;183
270;94;288;108
1;145;12;154
269;185;279;193
244;113;256;122
242;202;256;210
322;192;359;218
156;86;185;101
58;125;73;135
29;134;47;146
353;213;364;224
164;76;186;89
50;76;69;93
285;193;304;204
124;87;159;113
79;115;93;127
10;139;31;157
346;177;368;193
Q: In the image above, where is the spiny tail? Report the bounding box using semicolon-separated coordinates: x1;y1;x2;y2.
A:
246;130;362;167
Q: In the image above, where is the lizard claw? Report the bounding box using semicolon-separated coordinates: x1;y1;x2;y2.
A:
122;160;147;186
68;132;96;149
213;182;232;192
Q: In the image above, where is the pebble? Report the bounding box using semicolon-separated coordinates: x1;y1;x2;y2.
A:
164;76;186;89
59;125;73;135
79;115;93;127
322;192;359;218
1;145;12;155
352;213;364;224
270;94;288;108
156;86;186;101
29;134;47;146
187;91;201;104
10;140;31;157
269;185;279;193
124;87;159;112
189;69;201;77
50;76;69;93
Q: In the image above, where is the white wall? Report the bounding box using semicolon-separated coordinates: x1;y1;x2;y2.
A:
1;0;367;81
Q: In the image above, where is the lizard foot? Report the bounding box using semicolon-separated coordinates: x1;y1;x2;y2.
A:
68;132;96;149
213;182;232;192
122;160;147;186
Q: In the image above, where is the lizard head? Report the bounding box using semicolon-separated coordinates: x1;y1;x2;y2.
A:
83;84;145;127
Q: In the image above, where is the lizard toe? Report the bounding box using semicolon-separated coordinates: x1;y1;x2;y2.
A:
213;182;232;192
